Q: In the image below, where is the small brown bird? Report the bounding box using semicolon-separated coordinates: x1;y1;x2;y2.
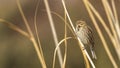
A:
76;20;97;59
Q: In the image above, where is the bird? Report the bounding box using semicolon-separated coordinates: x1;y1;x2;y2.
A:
75;20;97;59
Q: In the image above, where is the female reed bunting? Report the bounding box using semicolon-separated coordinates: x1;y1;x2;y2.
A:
76;20;97;59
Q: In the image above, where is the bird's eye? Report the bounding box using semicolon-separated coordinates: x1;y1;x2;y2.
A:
78;25;80;28
77;25;80;31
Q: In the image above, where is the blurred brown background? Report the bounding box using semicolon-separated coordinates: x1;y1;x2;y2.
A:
0;0;120;68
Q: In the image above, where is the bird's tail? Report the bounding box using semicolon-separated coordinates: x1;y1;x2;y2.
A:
90;46;97;59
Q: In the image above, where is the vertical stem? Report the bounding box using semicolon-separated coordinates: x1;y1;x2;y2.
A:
34;0;45;61
61;0;95;68
44;0;63;67
62;12;67;68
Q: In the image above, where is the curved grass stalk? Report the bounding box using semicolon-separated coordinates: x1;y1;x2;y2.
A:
42;10;75;36
50;11;75;36
34;0;45;61
52;37;72;68
17;0;47;67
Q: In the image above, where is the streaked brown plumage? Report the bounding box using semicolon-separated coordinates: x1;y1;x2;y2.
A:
76;20;97;59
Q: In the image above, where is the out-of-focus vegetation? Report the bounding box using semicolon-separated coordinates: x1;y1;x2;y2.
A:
0;0;120;68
